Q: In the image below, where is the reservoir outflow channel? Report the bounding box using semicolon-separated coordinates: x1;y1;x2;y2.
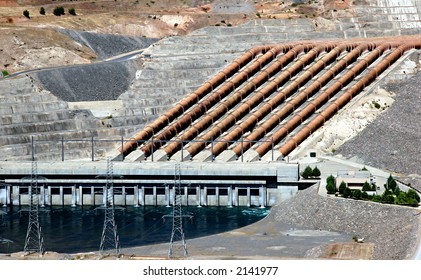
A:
0;205;269;254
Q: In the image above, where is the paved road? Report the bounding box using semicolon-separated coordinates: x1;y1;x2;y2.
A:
2;49;145;79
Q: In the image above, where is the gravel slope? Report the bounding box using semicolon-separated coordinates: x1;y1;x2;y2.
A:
33;60;139;102
59;30;158;59
273;185;421;259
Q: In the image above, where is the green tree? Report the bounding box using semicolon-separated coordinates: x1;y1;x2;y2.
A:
382;194;395;204
68;8;76;15
343;187;352;198
372;195;382;202
396;192;409;205
352;189;362;200
312;166;321;178
362;181;371;192
326;175;335;186
23;10;30;19
393;186;401;196
338;181;347;195
326;183;336;194
407;189;420;203
1;70;9;76
53;6;65;16
386;175;397;192
371;183;377;191
301;166;313;179
40;7;45;15
361;191;368;200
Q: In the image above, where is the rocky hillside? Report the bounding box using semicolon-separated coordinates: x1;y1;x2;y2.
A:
273;185;421;259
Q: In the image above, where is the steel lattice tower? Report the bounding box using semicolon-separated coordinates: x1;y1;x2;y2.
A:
23;161;45;255
168;164;187;258
99;158;120;255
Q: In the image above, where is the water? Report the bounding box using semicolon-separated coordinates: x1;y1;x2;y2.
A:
0;206;269;254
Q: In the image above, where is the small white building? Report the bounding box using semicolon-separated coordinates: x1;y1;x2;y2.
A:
336;170;371;190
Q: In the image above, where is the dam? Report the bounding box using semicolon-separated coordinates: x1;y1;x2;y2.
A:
0;161;300;207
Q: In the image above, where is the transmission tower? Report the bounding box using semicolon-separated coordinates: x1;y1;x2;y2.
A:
23;161;45;255
168;163;187;258
99;158;120;255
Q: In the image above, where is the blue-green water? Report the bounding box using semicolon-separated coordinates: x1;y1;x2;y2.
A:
0;206;269;254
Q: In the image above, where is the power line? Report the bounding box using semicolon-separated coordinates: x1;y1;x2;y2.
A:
99;158;120;255
23;161;45;255
168;163;187;258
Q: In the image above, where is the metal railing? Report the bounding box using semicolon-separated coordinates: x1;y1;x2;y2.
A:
30;136;279;162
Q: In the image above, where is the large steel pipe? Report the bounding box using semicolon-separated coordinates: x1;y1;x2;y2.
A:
230;43;371;157
254;43;391;157
278;43;418;157
164;44;316;159
119;45;270;156
140;44;293;157
211;43;351;158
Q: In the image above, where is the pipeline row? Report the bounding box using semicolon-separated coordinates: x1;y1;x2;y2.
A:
277;42;421;158
120;40;421;161
169;44;316;159
213;43;358;158
139;44;295;158
119;44;275;155
250;42;382;158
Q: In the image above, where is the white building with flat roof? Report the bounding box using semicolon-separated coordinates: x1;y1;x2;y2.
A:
336;170;371;190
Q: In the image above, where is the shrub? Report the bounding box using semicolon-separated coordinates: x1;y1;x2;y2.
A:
53;6;65;16
343;187;351;198
386;175;397;192
301;166;313;179
1;70;9;76
371;183;377;191
362;181;371;192
40;7;45;15
326;183;336;194
381;194;395;204
373;101;381;109
351;189;362;200
69;8;76;16
326;175;335;186
338;181;347;195
361;191;368;200
23;10;30;19
407;189;420;203
312;166;321;178
372;195;382;202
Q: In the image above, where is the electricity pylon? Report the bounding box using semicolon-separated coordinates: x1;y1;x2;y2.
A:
99;158;120;255
168;163;187;258
23;161;45;255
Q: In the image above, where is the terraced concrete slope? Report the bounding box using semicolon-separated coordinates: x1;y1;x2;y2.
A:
120;39;421;163
3;0;421;162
